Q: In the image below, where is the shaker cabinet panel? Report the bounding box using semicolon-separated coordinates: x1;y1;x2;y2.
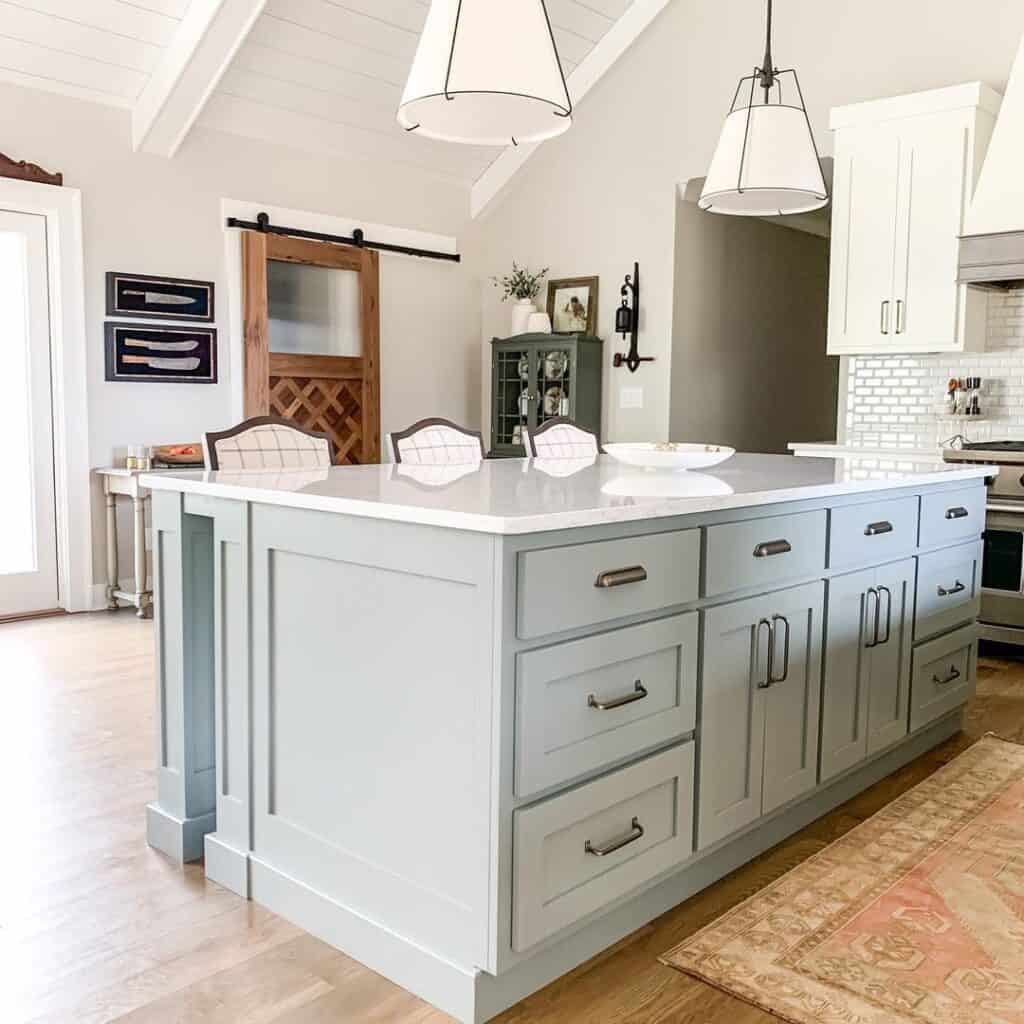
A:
866;559;914;755
698;581;824;849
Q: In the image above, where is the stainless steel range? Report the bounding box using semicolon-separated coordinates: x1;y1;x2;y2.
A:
943;441;1024;644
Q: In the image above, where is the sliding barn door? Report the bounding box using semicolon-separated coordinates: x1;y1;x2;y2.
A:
242;231;380;464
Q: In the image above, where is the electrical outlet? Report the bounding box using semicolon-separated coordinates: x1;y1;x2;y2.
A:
619;387;644;410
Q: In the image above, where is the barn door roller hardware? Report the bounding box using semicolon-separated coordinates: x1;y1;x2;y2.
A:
225;211;461;263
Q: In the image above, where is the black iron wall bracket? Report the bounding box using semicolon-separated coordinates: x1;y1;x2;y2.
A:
225;211;461;263
612;261;654;373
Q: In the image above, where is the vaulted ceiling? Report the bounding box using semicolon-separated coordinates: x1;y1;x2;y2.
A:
0;0;651;198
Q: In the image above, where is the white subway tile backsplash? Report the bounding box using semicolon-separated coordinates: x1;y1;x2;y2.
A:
844;293;1024;450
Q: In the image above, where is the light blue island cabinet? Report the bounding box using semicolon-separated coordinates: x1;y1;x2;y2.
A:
141;452;992;1023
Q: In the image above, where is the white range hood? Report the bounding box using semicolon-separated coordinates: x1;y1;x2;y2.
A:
959;34;1024;288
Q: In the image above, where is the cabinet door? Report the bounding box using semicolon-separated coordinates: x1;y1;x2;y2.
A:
820;569;873;783
491;345;532;454
827;125;900;354
697;594;771;850
535;342;574;428
866;558;914;755
892;112;969;350
761;582;825;816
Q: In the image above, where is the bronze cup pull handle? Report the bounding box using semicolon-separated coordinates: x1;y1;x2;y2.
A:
595;565;648;589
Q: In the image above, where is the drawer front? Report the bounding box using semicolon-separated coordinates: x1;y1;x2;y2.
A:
915;541;982;642
828;496;919;570
704;511;827;597
910;624;977;733
512;743;694;952
515;614;698;798
919;486;986;549
517;531;700;639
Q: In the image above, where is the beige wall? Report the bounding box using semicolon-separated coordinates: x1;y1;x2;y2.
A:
0;83;479;591
670;196;837;453
463;0;1024;444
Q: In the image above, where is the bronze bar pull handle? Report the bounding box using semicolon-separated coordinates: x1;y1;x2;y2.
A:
768;614;791;684
753;539;791;558
933;665;962;686
945;507;969;520
881;299;890;334
937;580;966;597
864;521;893;536
594;565;648;589
756;618;774;689
864;587;880;648
585;817;644;857
876;585;892;646
896;299;905;334
588;681;648;711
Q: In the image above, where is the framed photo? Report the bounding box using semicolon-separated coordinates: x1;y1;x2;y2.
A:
104;322;218;383
106;271;214;322
547;276;599;335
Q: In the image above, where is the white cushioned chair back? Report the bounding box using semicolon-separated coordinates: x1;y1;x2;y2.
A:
530;422;599;459
393;422;483;466
211;423;332;470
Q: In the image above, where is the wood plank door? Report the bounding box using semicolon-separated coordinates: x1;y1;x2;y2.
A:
242;231;380;464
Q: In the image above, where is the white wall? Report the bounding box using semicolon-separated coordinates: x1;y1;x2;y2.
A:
0;82;479;589
463;0;1024;445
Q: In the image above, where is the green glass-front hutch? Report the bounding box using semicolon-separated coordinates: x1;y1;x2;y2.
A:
489;332;604;458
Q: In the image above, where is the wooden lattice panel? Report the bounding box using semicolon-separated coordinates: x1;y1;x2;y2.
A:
269;376;364;464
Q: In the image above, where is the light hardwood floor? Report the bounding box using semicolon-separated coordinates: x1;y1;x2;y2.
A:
4;612;1021;1024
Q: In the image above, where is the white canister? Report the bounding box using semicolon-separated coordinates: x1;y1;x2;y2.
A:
526;311;552;334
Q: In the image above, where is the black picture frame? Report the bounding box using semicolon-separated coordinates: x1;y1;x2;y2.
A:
106;271;215;322
104;322;218;383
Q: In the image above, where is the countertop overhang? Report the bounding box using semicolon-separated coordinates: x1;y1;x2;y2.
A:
141;454;995;535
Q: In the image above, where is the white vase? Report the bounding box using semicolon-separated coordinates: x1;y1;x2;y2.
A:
510;298;536;336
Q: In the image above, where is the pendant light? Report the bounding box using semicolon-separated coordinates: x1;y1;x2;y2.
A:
699;0;827;216
397;0;572;147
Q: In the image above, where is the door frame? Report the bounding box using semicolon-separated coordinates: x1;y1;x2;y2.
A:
0;178;90;612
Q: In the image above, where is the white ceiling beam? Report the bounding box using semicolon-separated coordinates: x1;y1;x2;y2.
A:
133;0;268;157
470;0;672;219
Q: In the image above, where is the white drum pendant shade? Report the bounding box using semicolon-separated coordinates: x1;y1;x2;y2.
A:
398;0;572;146
699;104;828;216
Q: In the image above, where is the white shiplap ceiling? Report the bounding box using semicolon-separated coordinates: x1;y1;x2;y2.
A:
0;0;643;191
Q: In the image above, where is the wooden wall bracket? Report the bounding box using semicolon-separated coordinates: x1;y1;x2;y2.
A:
0;150;62;186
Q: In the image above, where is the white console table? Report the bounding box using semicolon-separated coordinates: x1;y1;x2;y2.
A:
96;467;159;618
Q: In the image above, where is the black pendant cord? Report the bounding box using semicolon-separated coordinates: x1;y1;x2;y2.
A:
225;212;461;263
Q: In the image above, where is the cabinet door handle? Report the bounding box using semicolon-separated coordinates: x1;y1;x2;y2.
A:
588;680;648;711
932;665;962;686
937;580;966;597
880;300;890;334
756;618;773;688
753;539;791;558
895;299;905;334
585;816;644;857
595;565;647;588
864;587;880;648
769;614;791;684
945;506;969;520
864;520;893;537
876;585;892;645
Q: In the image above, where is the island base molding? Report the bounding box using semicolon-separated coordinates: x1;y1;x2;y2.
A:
207;712;962;1024
146;802;215;864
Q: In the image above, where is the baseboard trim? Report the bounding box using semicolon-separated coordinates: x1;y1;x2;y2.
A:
236;713;962;1023
204;832;249;896
146;802;215;864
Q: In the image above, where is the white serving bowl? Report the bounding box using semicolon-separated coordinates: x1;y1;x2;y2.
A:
603;442;735;471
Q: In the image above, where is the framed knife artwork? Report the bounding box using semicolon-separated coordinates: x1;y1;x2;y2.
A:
104;323;218;383
106;272;214;322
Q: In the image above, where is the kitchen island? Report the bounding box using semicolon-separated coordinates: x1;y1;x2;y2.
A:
142;452;992;1023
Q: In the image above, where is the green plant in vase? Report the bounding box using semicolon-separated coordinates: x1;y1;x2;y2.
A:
493;262;549;336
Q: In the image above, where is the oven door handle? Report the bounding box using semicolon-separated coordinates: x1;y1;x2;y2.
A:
985;503;1024;514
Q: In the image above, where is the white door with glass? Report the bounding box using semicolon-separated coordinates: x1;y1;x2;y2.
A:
0;209;58;616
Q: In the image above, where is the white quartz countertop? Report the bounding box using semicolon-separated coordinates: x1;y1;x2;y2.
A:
141;453;994;535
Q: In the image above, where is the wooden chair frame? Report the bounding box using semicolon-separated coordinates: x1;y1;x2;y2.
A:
525;416;604;458
205;415;336;470
389;417;486;465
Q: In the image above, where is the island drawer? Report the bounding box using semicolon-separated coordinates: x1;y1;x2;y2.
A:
919;486;985;549
515;613;698;798
910;624;977;733
512;742;694;952
915;541;982;643
704;511;827;597
828;496;919;569
517;530;700;639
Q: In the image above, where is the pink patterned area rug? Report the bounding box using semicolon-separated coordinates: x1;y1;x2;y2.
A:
662;735;1024;1024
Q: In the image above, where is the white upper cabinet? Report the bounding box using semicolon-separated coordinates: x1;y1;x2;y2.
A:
827;84;1000;355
